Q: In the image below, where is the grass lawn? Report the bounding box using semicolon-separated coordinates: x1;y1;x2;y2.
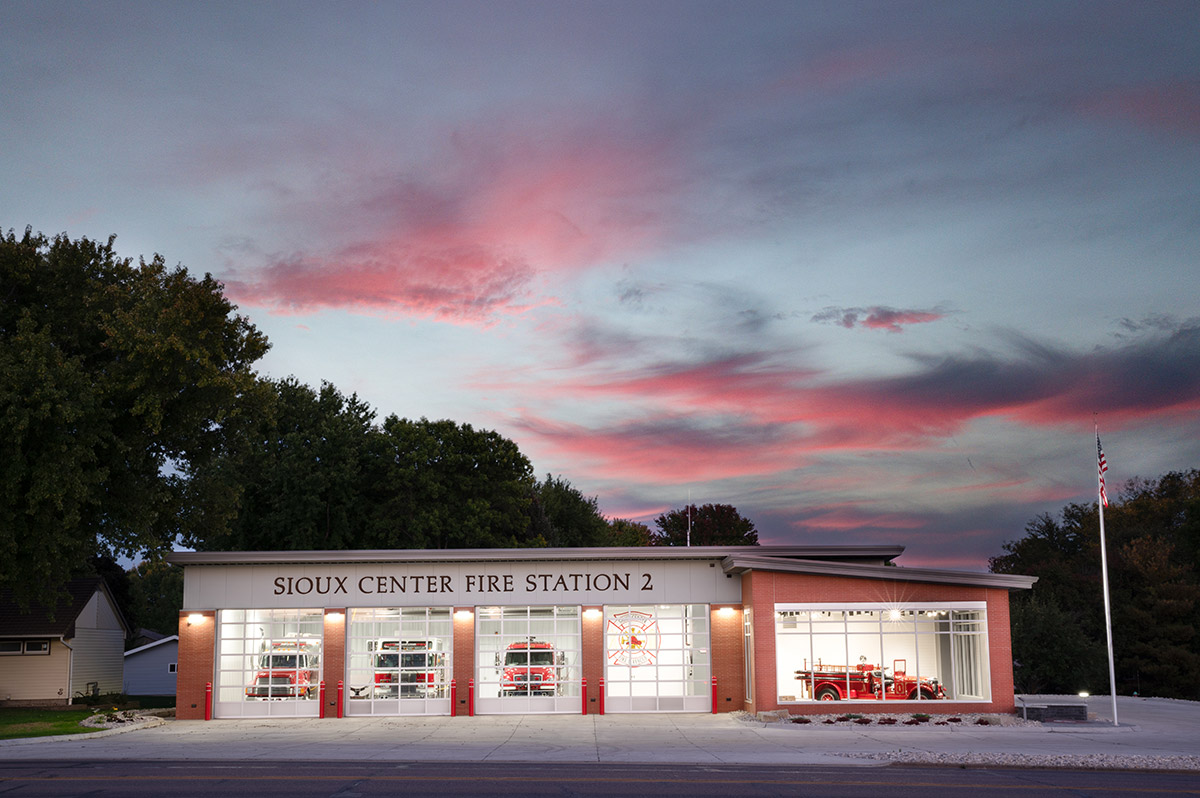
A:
0;708;104;740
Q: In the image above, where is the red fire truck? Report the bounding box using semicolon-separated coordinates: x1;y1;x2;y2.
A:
794;657;945;701
499;640;564;696
371;639;446;698
245;640;320;699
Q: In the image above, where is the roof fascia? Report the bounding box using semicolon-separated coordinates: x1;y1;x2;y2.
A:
166;544;905;567
722;554;1037;590
124;635;180;657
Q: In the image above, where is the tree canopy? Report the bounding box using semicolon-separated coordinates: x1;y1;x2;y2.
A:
653;503;759;546
1;228;268;605
991;469;1200;699
184;377;542;551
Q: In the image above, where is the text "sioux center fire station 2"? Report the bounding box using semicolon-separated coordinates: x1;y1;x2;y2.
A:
169;545;1035;719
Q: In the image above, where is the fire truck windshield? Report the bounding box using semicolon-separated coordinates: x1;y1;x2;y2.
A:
506;651;555;666
263;654;298;668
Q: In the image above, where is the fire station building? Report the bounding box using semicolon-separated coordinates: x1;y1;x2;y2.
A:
169;545;1035;720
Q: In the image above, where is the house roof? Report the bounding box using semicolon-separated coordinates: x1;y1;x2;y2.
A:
0;577;129;638
124;635;179;657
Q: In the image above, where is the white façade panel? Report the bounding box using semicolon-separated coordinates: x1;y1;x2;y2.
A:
183;558;741;610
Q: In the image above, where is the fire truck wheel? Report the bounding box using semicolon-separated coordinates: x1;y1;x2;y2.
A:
815;687;840;701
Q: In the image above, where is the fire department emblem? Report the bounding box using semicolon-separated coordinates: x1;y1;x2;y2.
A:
607;610;659;667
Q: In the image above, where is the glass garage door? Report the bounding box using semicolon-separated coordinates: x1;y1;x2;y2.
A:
604;604;711;712
345;607;453;716
214;608;324;718
476;606;582;714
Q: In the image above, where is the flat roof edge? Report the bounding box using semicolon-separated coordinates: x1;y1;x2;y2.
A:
722;554;1037;590
166;544;905;567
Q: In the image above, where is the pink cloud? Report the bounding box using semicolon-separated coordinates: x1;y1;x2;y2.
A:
511;413;807;485
225;121;677;323
812;305;946;333
499;326;1200;487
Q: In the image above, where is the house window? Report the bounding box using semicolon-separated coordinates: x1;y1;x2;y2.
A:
168;663;177;673
0;640;50;655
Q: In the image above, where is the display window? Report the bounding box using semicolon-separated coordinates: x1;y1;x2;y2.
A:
774;603;990;704
214;608;324;717
475;606;582;714
603;604;711;712
345;607;453;716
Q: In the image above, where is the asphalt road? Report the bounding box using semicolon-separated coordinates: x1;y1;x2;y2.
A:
2;760;1198;798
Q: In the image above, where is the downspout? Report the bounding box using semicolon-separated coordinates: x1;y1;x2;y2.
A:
61;636;74;704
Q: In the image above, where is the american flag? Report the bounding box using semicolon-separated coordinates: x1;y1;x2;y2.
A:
1097;434;1109;507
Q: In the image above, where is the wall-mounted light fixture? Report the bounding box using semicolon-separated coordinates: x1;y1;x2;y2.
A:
326;611;345;621
187;613;205;626
717;607;736;618
583;608;602;620
454;610;474;621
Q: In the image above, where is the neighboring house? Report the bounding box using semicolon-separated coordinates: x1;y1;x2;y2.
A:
129;627;169;651
0;578;130;706
123;636;178;696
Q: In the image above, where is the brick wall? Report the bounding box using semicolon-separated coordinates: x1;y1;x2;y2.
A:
321;609;346;717
744;570;1019;716
582;606;603;713
710;605;744;713
175;610;214;720
453;607;474;716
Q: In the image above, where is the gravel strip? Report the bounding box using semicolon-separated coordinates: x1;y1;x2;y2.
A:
736;709;1200;771
835;750;1200;771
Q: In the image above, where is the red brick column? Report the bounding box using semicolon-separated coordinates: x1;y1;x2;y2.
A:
322;609;346;718
176;610;215;720
986;589;1016;714
453;607;475;716
582;606;604;713
710;605;744;713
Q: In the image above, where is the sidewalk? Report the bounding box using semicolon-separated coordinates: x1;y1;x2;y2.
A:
1;695;1197;770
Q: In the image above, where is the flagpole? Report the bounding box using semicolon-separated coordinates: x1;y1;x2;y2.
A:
1096;423;1119;726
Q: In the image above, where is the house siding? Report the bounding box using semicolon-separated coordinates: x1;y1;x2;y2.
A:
70;627;125;696
0;640;71;702
124;641;179;696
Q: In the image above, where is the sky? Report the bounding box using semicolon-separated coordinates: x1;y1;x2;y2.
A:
3;1;1199;570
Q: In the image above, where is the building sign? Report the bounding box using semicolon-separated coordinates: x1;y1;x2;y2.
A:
183;559;741;610
607;610;659;667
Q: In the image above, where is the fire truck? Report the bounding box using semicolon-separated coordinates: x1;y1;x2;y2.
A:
245;640;320;699
499;640;564;696
370;639;446;698
794;657;945;701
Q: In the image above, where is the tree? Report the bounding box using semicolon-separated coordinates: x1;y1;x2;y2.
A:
127;559;185;637
362;417;536;549
526;474;611;548
606;518;654;547
0;228;268;606
992;469;1200;699
185;377;377;551
653;503;759;546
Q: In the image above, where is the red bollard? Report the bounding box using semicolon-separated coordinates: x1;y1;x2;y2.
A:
468;678;475;717
337;680;344;718
711;676;718;714
204;681;212;721
598;676;605;715
581;676;588;715
319;680;326;719
450;678;457;717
